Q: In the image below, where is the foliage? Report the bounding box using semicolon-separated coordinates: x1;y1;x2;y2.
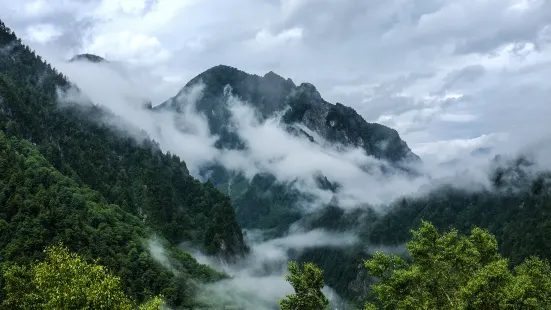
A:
364;221;551;310
0;18;246;308
368;173;551;266
0;131;226;308
298;170;551;303
0;19;246;259
1;244;165;310
279;261;330;310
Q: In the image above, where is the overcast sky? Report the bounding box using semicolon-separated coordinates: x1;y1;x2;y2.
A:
1;0;551;159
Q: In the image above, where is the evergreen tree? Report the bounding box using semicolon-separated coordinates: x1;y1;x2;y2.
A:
279;261;330;310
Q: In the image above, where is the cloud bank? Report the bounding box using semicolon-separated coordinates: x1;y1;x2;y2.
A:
190;228;357;310
4;0;551;161
53;55;551;215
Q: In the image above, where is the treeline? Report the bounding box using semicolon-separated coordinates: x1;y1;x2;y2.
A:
367;171;551;266
0;19;246;257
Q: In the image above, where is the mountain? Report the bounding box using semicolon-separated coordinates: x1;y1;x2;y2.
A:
155;65;419;234
157;65;419;163
149;65;425;303
0;19;247;309
153;64;551;305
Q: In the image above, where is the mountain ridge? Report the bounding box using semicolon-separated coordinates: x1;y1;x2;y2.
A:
157;64;420;164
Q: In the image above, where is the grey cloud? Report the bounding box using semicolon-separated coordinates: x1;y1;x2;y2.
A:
441;65;486;91
187;227;356;310
452;0;551;55
6;0;551;207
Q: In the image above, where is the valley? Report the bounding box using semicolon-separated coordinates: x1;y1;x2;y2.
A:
2;7;551;309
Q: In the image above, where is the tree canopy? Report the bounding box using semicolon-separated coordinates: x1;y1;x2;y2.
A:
364;221;551;310
279;261;330;310
1;244;165;310
0;18;244;308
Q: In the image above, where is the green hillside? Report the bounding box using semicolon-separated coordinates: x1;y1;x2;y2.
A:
0;19;246;309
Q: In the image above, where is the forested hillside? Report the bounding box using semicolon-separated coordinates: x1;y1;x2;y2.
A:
0;131;224;308
282;222;551;310
297;159;551;303
0;19;247;309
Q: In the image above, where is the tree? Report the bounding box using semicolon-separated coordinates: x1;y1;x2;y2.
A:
364;221;551;310
1;244;165;310
279;261;330;310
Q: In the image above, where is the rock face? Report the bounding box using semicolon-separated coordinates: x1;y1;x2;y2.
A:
283;83;419;163
153;65;421;233
157;64;419;164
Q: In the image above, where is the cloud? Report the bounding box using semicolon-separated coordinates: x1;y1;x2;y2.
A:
84;31;171;65
25;23;62;44
7;1;549;306
250;26;304;50
147;236;178;274
54;59;219;174
3;0;551;160
53;56;547;213
189;227;356;310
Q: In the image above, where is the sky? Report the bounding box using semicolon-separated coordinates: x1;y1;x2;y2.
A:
1;0;551;161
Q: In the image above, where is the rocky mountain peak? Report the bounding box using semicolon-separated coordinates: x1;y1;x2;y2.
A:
294;82;323;102
157;64;419;164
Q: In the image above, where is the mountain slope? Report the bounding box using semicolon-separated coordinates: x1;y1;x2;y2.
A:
0;20;246;258
0;19;247;308
157;65;419;163
0;131;225;308
69;53;107;63
155;65;419;233
153;63;551;305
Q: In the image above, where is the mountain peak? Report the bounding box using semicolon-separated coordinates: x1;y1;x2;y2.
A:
158;64;418;164
69;53;106;63
263;70;284;81
203;64;243;75
295;82;322;102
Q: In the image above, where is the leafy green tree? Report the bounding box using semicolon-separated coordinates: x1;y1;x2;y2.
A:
279;261;330;310
1;244;164;310
364;221;551;310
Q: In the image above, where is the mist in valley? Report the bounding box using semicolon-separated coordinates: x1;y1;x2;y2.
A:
42;52;551;309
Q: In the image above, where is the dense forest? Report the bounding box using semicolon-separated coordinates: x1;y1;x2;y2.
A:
297;159;551;303
0;19;247;309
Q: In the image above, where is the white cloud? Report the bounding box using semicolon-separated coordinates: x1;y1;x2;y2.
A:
25;23;62;43
189;227;355;310
252;27;304;49
3;0;548;157
93;0;149;17
84;31;171;65
15;3;549;305
3;0;548;207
